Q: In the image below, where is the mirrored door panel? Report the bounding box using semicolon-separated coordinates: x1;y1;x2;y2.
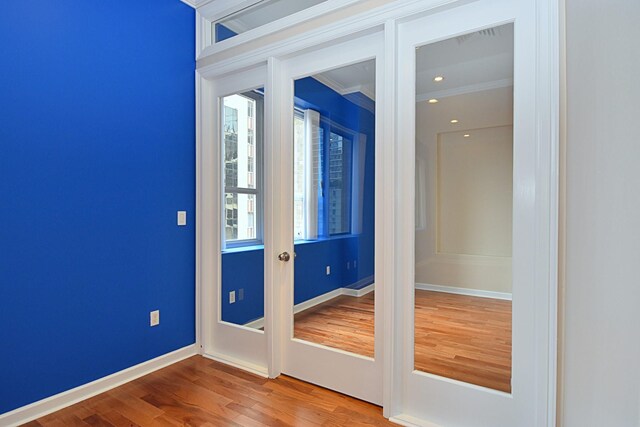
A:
413;23;514;392
221;89;265;330
291;59;376;358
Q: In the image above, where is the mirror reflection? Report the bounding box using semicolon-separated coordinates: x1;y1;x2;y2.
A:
214;0;327;43
414;24;513;392
292;60;376;357
221;89;265;330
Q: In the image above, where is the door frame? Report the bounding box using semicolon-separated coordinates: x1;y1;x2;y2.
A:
195;0;559;423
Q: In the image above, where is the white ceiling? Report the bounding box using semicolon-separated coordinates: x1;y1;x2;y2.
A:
314;59;377;100
416;85;513;146
416;24;514;101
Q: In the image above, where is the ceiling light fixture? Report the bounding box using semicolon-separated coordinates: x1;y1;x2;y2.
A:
463;134;470;138
433;76;444;82
450;119;459;124
428;98;439;104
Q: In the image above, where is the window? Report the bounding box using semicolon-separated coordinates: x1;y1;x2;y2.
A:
294;109;354;240
328;131;352;235
223;91;263;247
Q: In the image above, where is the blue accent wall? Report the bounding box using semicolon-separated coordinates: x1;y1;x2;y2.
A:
0;0;195;414
221;77;375;325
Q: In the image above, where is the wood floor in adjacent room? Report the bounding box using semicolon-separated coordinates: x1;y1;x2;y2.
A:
25;356;393;427
294;289;512;393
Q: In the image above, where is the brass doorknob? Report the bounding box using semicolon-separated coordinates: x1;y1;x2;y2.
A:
278;252;290;262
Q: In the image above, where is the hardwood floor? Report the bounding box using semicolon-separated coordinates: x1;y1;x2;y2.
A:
294;289;512;393
414;290;512;393
25;356;394;427
294;293;375;358
27;290;511;426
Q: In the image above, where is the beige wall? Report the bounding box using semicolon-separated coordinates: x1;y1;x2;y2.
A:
415;88;513;293
561;0;640;425
437;126;513;257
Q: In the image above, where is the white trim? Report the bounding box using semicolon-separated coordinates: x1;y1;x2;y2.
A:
313;75;376;101
180;0;214;9
197;0;365;59
196;0;465;76
0;345;197;427
201;351;269;378
389;414;443;427
343;283;375;297
415;78;513;103
244;283;375;329
415;282;512;301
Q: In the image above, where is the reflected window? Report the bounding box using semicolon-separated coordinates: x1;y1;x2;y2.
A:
223;91;263;247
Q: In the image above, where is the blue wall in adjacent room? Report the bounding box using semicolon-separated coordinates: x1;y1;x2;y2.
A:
221;77;375;326
0;0;195;414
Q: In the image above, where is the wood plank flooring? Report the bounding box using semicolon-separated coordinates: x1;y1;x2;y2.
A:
25;356;394;427
294;293;375;358
294;290;512;392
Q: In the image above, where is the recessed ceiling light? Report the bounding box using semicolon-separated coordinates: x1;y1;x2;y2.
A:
428;98;439;104
433;76;444;82
450;119;459;124
463;134;470;138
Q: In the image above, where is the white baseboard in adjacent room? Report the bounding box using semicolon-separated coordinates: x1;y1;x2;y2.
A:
415;283;512;300
244;282;376;329
0;344;198;427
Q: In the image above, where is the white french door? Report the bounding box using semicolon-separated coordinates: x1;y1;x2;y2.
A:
201;64;269;376
273;31;385;404
198;0;556;423
392;0;554;425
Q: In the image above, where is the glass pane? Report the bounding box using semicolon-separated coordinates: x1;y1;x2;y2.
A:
225;193;257;241
292;59;376;357
224;94;257;190
214;0;328;43
221;89;264;330
414;24;514;392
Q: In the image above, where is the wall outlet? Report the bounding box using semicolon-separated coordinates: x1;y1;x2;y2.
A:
229;291;236;304
326;265;331;275
238;288;244;301
150;310;160;327
177;211;187;226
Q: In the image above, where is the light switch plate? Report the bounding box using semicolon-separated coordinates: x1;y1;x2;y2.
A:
177;211;187;226
150;310;160;326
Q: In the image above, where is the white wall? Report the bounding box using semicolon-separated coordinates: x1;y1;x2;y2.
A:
561;0;640;425
415;88;513;293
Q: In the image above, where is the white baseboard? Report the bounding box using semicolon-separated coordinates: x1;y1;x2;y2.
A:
415;283;512;300
342;283;375;297
244;283;376;329
201;351;269;378
0;344;197;427
390;414;443;427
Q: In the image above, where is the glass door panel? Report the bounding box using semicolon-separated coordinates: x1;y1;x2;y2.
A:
221;90;265;330
291;59;376;358
279;32;383;405
202;64;268;375
413;23;514;392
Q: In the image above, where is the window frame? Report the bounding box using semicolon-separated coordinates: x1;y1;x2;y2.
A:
222;90;265;249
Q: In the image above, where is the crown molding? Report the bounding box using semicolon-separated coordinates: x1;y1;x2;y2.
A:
416;78;513;103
